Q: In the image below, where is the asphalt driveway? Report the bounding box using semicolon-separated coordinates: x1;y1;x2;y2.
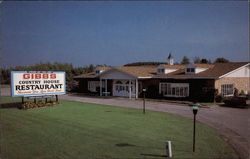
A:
1;88;249;159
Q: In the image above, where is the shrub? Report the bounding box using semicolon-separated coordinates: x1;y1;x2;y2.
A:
215;95;223;103
234;88;239;97
21;101;58;109
239;90;245;96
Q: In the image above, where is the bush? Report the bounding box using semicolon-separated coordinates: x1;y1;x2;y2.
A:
234;88;239;97
223;97;248;108
239;90;245;96
68;80;79;92
215;95;223;103
21;101;58;109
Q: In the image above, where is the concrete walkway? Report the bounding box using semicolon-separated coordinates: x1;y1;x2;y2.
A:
1;88;249;159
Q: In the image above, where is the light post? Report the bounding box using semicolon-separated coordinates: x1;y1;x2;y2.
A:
142;88;146;114
192;105;199;152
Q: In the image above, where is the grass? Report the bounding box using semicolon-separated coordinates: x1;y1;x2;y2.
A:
0;96;238;159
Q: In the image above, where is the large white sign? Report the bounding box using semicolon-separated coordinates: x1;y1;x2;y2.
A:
11;71;66;97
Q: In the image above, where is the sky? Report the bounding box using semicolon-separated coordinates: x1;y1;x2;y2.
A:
0;1;249;67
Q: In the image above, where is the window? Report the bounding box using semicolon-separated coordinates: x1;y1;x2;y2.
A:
95;70;104;74
160;83;189;97
186;68;195;73
88;81;104;92
158;68;165;74
221;84;234;96
95;70;100;74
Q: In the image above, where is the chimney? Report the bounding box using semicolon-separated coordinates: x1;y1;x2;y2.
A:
167;53;174;65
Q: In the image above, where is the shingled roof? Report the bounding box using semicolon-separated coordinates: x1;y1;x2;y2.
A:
155;62;248;79
114;66;156;77
74;62;249;79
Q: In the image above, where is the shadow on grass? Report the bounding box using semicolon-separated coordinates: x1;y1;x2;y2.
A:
115;143;136;147
141;154;167;158
0;102;22;109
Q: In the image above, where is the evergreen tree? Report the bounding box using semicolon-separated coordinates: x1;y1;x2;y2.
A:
193;57;201;64
200;58;209;64
214;58;230;63
181;56;190;64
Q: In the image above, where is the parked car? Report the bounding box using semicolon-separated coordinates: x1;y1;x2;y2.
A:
223;96;249;108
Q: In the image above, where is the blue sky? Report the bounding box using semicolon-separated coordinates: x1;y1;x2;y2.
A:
0;1;248;67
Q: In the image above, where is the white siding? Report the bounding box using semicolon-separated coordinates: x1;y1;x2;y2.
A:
156;65;177;74
223;65;250;77
164;69;177;74
195;67;208;73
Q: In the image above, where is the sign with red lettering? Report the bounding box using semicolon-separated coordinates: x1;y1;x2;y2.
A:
11;71;66;97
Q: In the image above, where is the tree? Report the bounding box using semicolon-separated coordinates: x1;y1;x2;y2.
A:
181;56;190;64
86;64;95;73
193;57;201;64
200;58;209;64
214;58;230;63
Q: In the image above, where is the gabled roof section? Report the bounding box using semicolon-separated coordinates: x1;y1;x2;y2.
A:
114;66;156;78
155;62;248;79
74;66;156;79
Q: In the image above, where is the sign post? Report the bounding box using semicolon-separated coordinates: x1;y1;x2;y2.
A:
142;88;146;114
192;105;199;152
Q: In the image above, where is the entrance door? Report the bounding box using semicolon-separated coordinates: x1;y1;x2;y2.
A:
113;80;135;97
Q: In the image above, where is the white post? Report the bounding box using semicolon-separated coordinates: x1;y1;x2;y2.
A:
166;141;172;158
135;79;138;99
105;79;107;96
129;79;131;99
100;78;102;96
159;83;161;94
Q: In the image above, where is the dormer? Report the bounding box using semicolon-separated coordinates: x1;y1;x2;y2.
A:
157;65;177;74
185;64;209;74
95;66;108;75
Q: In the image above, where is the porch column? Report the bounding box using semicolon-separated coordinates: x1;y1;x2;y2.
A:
105;79;108;96
135;79;138;99
159;83;161;94
100;78;102;96
129;79;131;99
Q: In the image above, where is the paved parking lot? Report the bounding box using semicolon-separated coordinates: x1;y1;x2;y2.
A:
1;88;249;159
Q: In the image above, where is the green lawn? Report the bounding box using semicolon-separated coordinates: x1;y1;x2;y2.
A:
0;96;238;159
